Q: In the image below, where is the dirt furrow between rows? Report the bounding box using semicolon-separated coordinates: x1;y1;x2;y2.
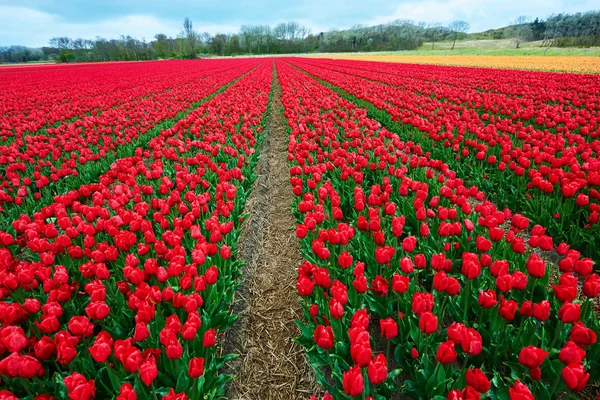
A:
223;62;319;399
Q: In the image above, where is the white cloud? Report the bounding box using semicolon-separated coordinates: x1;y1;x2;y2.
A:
369;0;461;25
0;5;241;47
2;1;600;47
368;0;598;32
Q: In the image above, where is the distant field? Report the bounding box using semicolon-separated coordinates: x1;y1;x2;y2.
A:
227;39;600;72
304;39;600;73
0;60;57;67
309;51;600;73
418;39;600;56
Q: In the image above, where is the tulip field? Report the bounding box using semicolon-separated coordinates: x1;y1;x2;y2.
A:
0;58;599;400
311;55;600;74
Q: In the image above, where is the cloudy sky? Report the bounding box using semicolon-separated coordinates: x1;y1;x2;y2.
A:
1;0;598;47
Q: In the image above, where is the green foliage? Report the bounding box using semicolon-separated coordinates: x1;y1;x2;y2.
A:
58;52;76;62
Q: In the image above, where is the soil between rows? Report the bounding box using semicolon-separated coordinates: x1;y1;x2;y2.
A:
222;62;319;399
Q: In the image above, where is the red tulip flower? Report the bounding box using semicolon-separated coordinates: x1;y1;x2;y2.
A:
419;312;439;335
562;363;589;391
465;368;490;393
314;325;334;350
188;357;205;378
436;340;457;364
380;318;398;339
367;353;388;385
342;365;364;397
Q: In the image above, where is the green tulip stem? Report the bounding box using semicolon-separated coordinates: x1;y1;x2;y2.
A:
151;382;159;400
439;294;449;316
463;280;472;321
191;375;199;399
477;306;484;329
362;368;369;400
548;371;562;399
548;321;564;350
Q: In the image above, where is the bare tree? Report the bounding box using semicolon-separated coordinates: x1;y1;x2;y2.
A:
448;20;470;50
258;25;271;52
154;34;169;58
273;23;287;41
49;37;73;51
200;32;211;44
240;25;256;54
426;23;443;49
211;34;227;56
512;16;532;48
183;17;198;58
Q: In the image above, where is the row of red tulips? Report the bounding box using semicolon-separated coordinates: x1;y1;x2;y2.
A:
298;58;600;123
276;59;600;399
0;61;272;399
0;60;261;223
285;58;600;264
0;60;244;139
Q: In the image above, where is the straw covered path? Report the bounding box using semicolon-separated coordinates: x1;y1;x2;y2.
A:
223;62;319;399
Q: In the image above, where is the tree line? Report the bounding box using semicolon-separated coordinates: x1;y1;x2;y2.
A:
1;10;599;63
482;11;600;48
0;18;468;63
543;11;600;47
